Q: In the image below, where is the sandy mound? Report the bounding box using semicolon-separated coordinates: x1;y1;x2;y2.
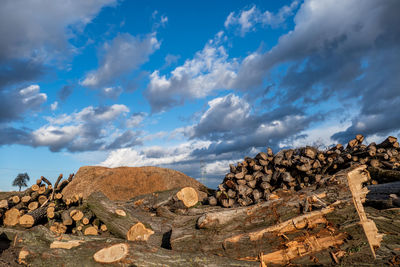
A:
62;166;208;201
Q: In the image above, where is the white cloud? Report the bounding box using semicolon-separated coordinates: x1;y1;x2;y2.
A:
100;140;211;168
50;101;58;111
146;40;239;112
224;2;299;36
32;104;133;152
81;33;160;89
126;113;146;128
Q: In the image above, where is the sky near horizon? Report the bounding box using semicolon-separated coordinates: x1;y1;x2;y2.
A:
1;0;399;191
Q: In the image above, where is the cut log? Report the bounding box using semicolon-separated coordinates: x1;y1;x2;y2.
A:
93;243;129;263
87;191;152;241
84;226;98;236
21;195;31;203
368;167;400;183
28;201;38;211
70;209;84;221
0;199;8;209
18;205;47;228
12;195;20;204
100;224;108;232
31;184;40;192
4;208;20;226
61;210;73;226
49;222;67;235
38;195;47;205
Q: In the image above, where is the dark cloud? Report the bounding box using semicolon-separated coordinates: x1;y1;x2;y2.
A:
0;60;45;90
0;85;47;123
106;130;142;150
58;85;73;101
0;126;31;146
189;93;318;158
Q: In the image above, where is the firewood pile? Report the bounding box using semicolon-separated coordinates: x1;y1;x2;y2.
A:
211;135;400;207
0;174;108;236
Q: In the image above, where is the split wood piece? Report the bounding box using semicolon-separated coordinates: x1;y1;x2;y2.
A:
368;166;400;183
260;233;347;265
19;205;47;228
4;208;20;226
346;166;384;258
50;240;84;249
87;191;153;241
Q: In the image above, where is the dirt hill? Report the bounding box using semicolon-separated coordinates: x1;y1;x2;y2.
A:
62;166;208;201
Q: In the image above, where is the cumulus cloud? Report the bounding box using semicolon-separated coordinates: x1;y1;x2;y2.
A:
224;2;299;36
145;40;238;112
81;33;160;89
0;85;47;123
126;112;146;128
29;104;143;152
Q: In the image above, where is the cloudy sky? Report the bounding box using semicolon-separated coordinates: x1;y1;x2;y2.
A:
1;0;399;190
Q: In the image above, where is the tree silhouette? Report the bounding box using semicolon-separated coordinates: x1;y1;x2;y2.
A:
12;173;30;191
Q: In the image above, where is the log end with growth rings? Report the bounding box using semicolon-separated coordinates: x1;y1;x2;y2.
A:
176;187;199;208
93;243;129;264
127;222;154;241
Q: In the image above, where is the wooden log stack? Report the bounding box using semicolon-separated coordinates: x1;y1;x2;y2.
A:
212;135;400;207
0;174;109;237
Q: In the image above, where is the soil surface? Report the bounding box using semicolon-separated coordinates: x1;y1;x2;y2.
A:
62;166;208;201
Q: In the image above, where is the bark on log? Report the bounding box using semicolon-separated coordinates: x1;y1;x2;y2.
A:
368;166;400;183
18;205;47;228
4;225;257;267
87;192;154;242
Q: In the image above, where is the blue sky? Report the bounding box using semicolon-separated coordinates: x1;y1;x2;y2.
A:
1;0;399;191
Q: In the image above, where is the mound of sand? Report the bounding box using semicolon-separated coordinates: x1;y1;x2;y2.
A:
62;166;208;201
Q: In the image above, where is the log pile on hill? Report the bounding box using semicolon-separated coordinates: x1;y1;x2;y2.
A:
211;135;400;207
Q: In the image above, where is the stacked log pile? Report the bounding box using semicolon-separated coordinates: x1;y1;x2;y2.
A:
212;135;400;207
0;174;109;236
